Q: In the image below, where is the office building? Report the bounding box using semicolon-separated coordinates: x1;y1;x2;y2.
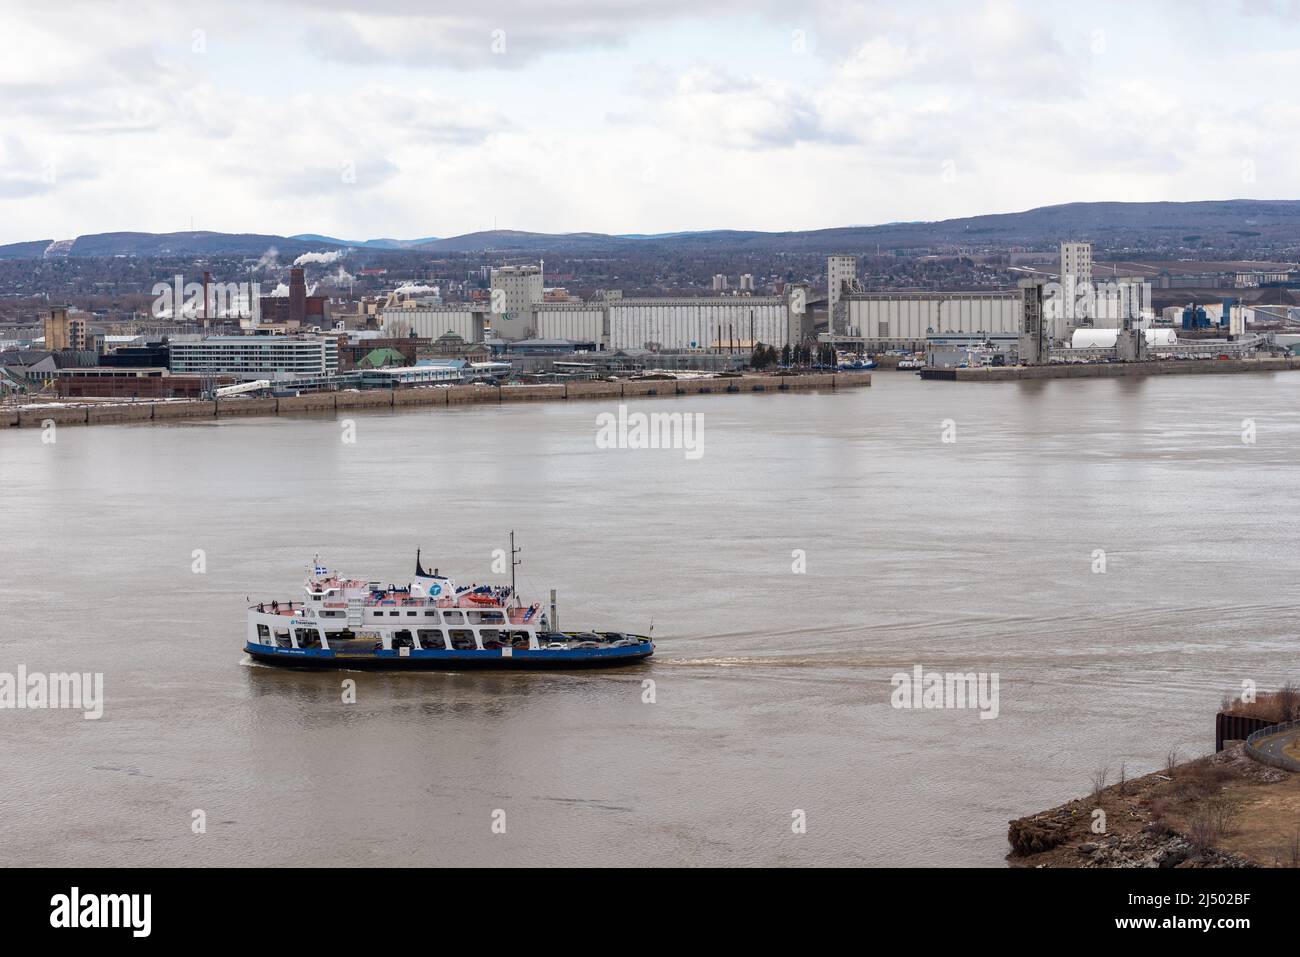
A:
167;335;339;381
1060;241;1093;322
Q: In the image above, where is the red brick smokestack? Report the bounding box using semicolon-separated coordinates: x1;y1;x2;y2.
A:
289;267;306;327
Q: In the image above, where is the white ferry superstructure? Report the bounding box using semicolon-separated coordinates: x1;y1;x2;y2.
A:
244;549;654;669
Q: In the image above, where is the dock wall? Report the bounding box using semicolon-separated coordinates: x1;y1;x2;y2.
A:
0;373;866;430
922;357;1300;382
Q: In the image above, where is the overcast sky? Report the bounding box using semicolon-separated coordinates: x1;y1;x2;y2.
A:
2;0;1299;243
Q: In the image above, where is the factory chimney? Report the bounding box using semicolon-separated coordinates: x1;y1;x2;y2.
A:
289;267;306;327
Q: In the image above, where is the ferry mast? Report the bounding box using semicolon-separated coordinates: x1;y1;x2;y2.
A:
509;530;522;605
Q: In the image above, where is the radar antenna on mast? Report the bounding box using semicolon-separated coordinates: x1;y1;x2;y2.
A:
509;531;522;603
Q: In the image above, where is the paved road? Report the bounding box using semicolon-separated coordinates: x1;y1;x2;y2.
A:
1252;728;1300;770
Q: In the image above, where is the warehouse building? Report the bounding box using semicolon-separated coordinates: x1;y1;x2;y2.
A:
381;306;486;343
609;296;795;350
842;291;1022;348
533;303;606;344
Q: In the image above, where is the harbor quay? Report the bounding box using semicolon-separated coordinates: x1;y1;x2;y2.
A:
0;372;867;429
919;356;1300;382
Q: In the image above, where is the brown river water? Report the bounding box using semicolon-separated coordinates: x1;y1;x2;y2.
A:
1;371;1297;866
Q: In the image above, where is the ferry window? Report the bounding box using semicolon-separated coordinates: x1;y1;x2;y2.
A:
469;611;505;624
295;628;320;648
393;630;415;650
406;611;417;617
417;629;445;649
257;624;270;640
423;610;438;618
273;629;291;648
444;611;464;624
388;611;399;617
479;629;501;644
448;629;476;650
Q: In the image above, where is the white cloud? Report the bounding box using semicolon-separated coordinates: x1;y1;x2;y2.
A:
658;67;828;149
0;0;1298;242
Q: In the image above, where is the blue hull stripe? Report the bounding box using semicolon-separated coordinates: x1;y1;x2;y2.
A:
244;641;653;666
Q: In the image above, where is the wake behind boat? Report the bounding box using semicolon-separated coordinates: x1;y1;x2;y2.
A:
243;541;653;670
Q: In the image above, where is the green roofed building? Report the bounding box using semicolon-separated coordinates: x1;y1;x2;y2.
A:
357;347;408;369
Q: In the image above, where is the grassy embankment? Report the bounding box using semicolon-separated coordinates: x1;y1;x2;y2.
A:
1008;686;1300;868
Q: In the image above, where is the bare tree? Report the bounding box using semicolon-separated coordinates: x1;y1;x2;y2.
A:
1090;766;1110;800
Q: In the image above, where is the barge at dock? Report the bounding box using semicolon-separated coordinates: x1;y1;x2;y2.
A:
244;545;653;670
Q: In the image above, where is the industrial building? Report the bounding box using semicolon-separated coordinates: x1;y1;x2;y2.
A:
842;291;1022;346
608;295;795;350
1060;241;1092;321
381;306;486;343
167;335;339;381
1235;269;1295;288
490;264;544;340
532;303;606;343
54;367;233;399
827;255;859;335
258;268;328;329
44;306;71;351
383;292;804;353
1082;277;1150;330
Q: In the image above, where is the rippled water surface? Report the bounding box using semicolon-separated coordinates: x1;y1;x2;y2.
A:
1;371;1297;865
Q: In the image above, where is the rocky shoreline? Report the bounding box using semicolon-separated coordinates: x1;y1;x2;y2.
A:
1008;743;1293;868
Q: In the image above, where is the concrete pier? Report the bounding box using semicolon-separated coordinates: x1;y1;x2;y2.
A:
0;372;866;429
919;357;1300;382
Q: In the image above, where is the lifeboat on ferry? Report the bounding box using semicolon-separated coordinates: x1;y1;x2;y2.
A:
466;593;498;606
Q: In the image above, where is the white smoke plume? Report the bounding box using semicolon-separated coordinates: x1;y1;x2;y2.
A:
392;282;438;297
256;246;279;270
269;282;289;297
294;250;345;266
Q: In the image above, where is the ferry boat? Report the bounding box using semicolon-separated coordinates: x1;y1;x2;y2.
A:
244;545;654;670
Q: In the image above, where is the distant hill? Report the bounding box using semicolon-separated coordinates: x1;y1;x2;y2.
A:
416;230;638;252
3;200;1300;259
415;200;1300;252
289;234;441;250
65;231;336;259
0;239;56;260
